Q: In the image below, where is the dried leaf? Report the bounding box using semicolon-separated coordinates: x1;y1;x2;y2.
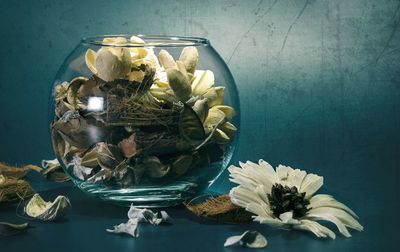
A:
0;162;41;179
0;222;29;236
171;155;193;176
179;105;206;142
107;218;139;238
41;159;70;182
96;142;124;170
87;168;112;183
143;156;170;178
67;156;93;180
224;231;267;248
118;134;137;158
179;46;199;74
25;193;71;221
185;195;253;224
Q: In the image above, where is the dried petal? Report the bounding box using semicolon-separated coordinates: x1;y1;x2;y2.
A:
203;86;225;107
224;230;267;248
191;70;214;96
213;105;236;119
192;99;209;122
95;47;131;81
85;49;97;74
25;194;71;221
107;218;139;238
179;46;199;74
127;206;170;225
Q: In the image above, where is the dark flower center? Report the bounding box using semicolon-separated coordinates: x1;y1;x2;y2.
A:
267;184;309;218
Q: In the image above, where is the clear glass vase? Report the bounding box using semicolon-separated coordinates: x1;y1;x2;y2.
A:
50;35;240;207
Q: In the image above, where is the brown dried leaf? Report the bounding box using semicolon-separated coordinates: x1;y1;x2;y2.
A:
185;195;253;224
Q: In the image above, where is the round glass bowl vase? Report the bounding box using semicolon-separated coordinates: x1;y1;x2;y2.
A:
50;35;240;207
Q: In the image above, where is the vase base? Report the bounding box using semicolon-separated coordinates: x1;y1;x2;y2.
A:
76;180;199;208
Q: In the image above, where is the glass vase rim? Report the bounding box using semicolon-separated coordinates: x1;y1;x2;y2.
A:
81;34;210;48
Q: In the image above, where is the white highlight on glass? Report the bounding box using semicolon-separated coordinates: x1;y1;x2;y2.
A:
87;97;104;111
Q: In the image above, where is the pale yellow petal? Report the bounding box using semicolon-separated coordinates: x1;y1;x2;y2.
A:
85;49;97;74
191;70;214;96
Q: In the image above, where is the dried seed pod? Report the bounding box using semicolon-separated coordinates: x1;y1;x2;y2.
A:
166;68;191;102
159;49;177;70
179;46;199;74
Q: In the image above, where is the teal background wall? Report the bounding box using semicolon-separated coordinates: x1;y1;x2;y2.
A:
0;0;399;250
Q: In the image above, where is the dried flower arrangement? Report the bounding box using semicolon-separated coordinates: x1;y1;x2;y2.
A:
51;36;236;187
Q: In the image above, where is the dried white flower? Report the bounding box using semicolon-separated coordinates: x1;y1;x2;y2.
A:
106;218;139;238
127;205;170;225
25;194;71;221
224;230;267;248
229;160;364;239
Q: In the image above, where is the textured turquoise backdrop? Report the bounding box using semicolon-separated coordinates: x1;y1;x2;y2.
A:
0;0;399;251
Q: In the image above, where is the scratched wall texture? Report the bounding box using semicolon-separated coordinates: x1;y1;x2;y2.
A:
0;0;399;248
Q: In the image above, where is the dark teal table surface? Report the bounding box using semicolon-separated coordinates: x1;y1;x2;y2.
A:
0;0;399;251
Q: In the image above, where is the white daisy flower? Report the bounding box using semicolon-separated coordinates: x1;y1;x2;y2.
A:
228;160;363;239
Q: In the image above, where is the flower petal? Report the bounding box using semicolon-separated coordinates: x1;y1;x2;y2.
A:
305;210;352;237
300;173;324;197
229;161;275;192
229;186;269;211
191;70;214;96
295;219;336;239
288;169;307;190
276;164;293;182
309;194;358;218
308;207;363;232
254;216;285;227
85;49;97;74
